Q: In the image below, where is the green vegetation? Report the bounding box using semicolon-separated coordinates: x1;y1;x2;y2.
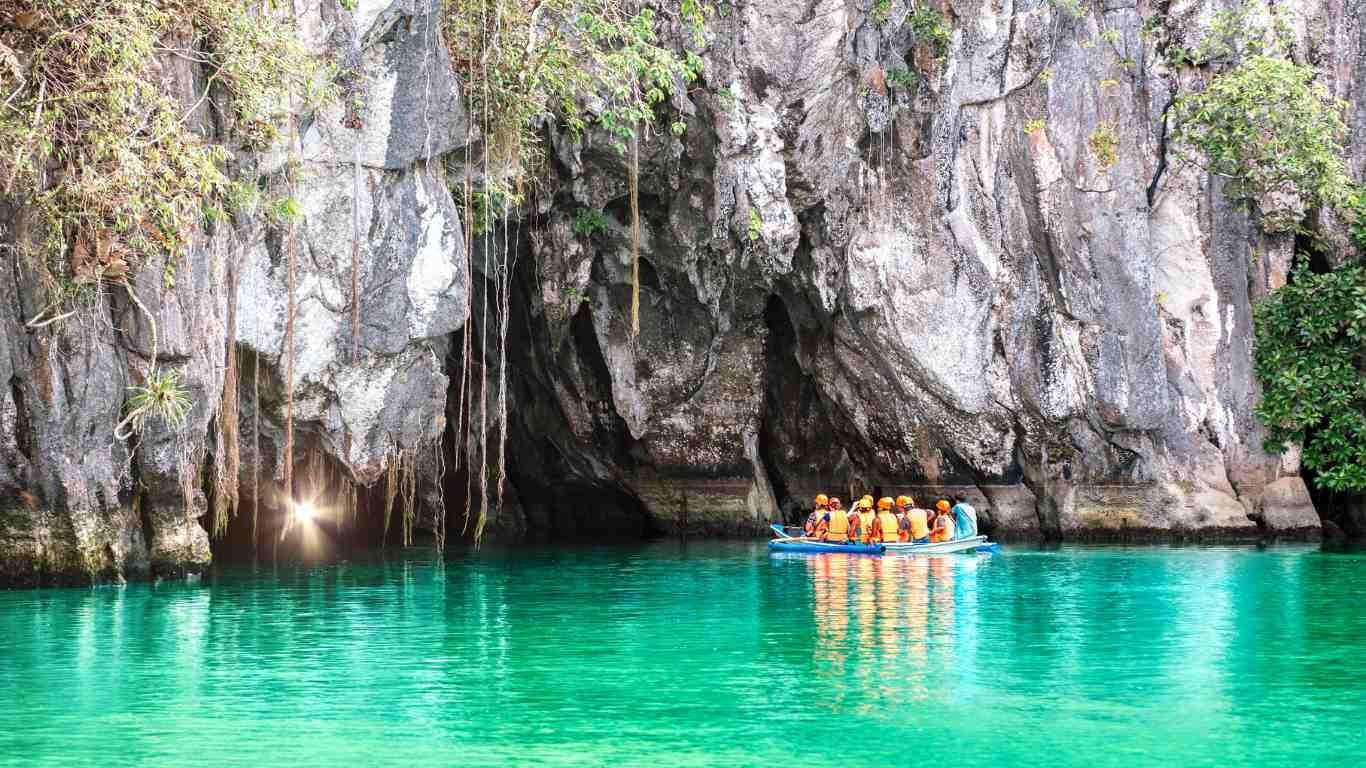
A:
887;68;917;90
1051;0;1087;20
1254;263;1366;491
1174;55;1349;215
1088;121;1118;171
909;9;951;59
115;370;194;439
747;207;762;242
0;1;326;270
445;0;707;177
572;207;608;236
1;1;328;445
871;0;893;25
1023;119;1046;136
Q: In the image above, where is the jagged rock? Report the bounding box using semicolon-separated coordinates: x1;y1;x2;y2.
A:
7;0;1363;584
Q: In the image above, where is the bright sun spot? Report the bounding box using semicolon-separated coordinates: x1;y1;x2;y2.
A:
294;501;317;524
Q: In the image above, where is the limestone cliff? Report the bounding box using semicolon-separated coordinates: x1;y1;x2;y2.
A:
4;0;1361;584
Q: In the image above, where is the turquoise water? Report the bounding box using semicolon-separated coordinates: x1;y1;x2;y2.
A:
3;542;1365;767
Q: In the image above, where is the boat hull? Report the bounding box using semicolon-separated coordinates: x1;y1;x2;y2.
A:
883;535;989;554
767;540;886;554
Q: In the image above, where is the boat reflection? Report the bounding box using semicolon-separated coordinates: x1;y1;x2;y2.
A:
805;552;980;707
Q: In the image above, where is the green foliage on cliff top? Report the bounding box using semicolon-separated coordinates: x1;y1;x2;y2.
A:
446;0;708;194
1254;262;1366;491
0;1;328;276
1173;55;1350;214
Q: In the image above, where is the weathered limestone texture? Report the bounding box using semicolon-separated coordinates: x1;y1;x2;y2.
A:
6;0;1363;583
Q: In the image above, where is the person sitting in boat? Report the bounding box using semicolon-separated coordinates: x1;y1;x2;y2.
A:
904;501;931;544
870;497;901;544
951;494;978;539
894;496;914;542
816;498;855;543
854;496;876;544
930;499;956;543
805;494;830;536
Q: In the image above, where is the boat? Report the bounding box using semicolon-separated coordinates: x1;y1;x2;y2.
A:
767;524;997;555
767;538;886;554
884;535;989;554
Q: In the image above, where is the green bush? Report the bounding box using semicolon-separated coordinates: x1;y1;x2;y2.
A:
0;1;328;271
1173;55;1349;218
1254;262;1366;491
571;207;608;236
909;9;951;58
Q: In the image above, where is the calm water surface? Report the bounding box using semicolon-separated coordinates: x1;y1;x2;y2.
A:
3;542;1365;767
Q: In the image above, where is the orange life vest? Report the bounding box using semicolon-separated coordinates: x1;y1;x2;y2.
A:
907;508;929;540
876;511;900;543
931;516;956;543
825;511;850;542
856;510;875;543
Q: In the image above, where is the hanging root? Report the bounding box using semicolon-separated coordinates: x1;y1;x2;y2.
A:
401;448;417;547
629;132;640;337
211;262;241;539
383;456;398;547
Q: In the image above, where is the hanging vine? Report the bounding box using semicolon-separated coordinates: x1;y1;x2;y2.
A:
442;0;709;544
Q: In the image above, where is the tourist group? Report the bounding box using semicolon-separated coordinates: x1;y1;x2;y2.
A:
804;494;978;545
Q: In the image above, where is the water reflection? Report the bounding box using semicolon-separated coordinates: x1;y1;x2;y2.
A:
3;543;1366;767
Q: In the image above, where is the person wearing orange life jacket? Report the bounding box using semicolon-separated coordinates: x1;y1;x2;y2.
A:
904;501;931;544
854;496;876;544
818;497;855;543
894;495;914;542
870;497;902;543
804;494;830;536
930;499;956;543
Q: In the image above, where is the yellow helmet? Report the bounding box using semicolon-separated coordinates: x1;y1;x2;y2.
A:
860;497;873;510
896;495;912;508
861;494;873;505
936;499;951;512
877;497;893;511
815;493;829;508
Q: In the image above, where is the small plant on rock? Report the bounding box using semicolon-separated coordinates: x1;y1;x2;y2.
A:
116;370;194;440
1088;121;1119;171
747;208;763;242
1023;119;1047;136
910;9;952;58
571;207;608;236
887;68;918;90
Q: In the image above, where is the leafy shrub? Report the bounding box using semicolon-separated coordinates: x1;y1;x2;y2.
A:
572;207;608;236
1174;55;1349;219
0;1;328;271
1254;262;1366;491
886;68;917;90
909;9;951;58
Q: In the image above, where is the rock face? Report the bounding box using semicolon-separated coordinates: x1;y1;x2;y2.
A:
4;0;1361;583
